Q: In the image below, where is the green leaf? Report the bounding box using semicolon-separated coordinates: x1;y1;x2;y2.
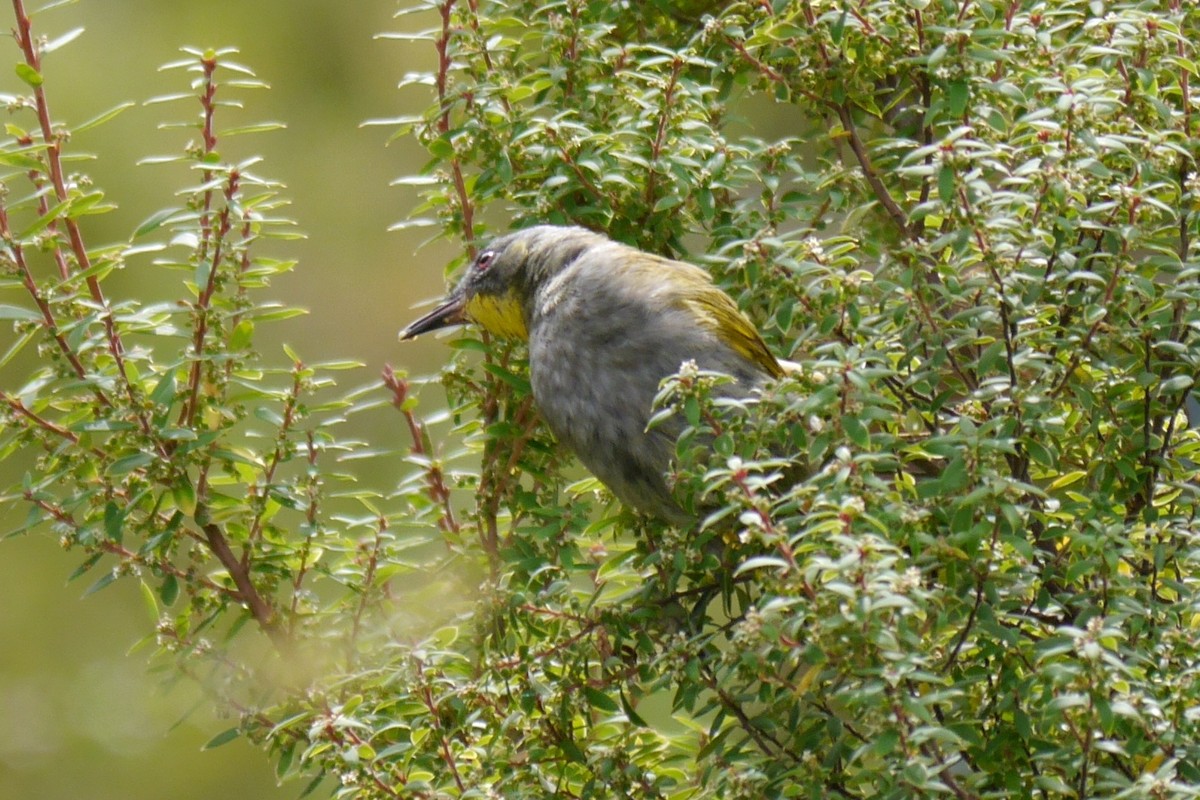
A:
947;78;969;117
937;165;956;204
103;500;123;543
159;574;179;606
558;738;585;764
82;570;117;597
133;207;182;238
221;121;286;136
0;304;43;321
0;327;37;369
32;0;80;13
228;319;254;350
275;742;296;780
70;419;137;433
584;687;620;713
0;149;45;170
872;729;900;756
107;452;155;476
842;415;870;448
298;775;325;798
42;26;84;53
427;135;453;159
139;580;159;622
1160;374;1193;394
17;197;72;239
66;552;103;583
619;689;649;728
194;258;213;290
254;306;306;321
66;191;114;217
917;455;969;498
829;9;847;45
202;727;241;750
149;371;177;407
735;555;791;575
1048;470;1087;491
652;193;684;213
75;100;135;133
14;62;42;87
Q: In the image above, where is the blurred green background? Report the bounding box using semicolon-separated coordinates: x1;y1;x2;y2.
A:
0;1;457;797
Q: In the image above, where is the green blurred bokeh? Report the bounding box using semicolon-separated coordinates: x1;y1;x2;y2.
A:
0;1;458;797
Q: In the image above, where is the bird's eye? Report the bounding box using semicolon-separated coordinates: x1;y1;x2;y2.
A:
475;251;495;272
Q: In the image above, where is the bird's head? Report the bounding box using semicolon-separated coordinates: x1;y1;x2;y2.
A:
399;225;603;343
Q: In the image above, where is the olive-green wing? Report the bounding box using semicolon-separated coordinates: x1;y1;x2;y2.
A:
680;288;784;379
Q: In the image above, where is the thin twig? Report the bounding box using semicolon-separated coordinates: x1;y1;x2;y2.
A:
435;0;475;247
11;0;161;449
243;362;304;564
382;366;461;538
181;166;239;428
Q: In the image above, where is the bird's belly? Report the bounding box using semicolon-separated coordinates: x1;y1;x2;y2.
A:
529;339;682;520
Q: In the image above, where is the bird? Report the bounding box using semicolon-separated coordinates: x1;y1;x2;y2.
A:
400;225;787;524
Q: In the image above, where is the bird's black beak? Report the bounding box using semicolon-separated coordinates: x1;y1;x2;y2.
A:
399;290;467;341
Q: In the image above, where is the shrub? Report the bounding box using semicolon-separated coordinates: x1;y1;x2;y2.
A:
4;0;1200;797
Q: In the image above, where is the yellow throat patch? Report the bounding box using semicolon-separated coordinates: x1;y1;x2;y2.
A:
464;290;529;341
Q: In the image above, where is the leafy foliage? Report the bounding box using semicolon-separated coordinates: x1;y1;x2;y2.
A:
4;0;1200;798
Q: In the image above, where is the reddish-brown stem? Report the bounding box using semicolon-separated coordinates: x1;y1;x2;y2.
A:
10;0;163;449
197;506;284;646
547;129;611;204
563;0;580;96
1049;257;1123;400
724;19;913;242
243;362;303;563
1178;0;1192;139
500;395;539;486
23;493;231;597
911;285;978;393
349;520;386;652
493;605;602;670
0;390;110;459
956;184;1019;399
188;54;221;301
181;168;239;428
435;0;475;247
0;205;94;384
834;104;913;239
315;702;404;797
943;518;1000;672
732;466;796;569
642;58;683;216
703;662;801;764
382;366;461;538
1173;0;1192;263
474;392;539;562
416;670;467;794
799;1;832;65
288;432;322;635
192;453;283;646
725;35;787;86
463;0;508;116
24;168;72;281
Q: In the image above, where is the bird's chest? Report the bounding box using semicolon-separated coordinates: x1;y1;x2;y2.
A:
529;324;647;450
526;296;680;460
